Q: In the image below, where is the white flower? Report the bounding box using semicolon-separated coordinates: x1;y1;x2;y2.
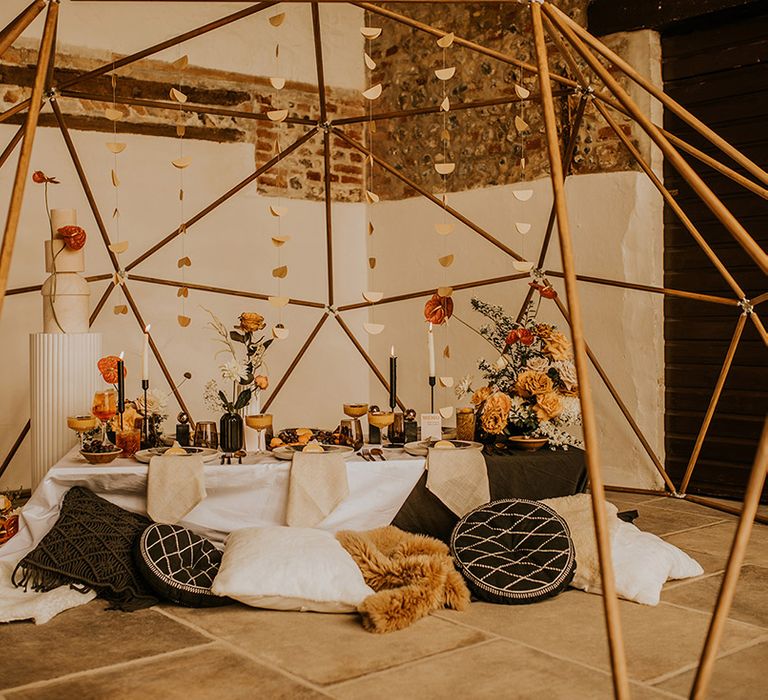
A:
220;360;248;383
493;355;508;370
203;379;223;413
136;389;167;417
557;395;582;425
554;360;578;390
525;356;550;373
455;374;474;398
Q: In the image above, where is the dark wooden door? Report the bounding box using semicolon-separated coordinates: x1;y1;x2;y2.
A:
662;11;768;500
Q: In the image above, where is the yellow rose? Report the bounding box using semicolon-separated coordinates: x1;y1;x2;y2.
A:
471;386;492;406
534;392;563;422
481;392;512;434
237;312;266;333
254;374;269;390
515;370;553;398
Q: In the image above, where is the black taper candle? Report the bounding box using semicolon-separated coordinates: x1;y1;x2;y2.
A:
116;358;125;430
389;349;397;411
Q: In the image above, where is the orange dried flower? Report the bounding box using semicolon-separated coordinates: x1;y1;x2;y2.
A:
424;292;453;325
97;355;126;384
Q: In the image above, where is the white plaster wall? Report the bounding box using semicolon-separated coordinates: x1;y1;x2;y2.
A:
2;1;365;90
0;123;369;489
367;172;666;490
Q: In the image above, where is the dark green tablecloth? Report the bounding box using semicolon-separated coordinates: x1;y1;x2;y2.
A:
391;447;587;543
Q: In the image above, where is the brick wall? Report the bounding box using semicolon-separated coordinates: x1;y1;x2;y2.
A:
363;1;642;199
0;44;365;202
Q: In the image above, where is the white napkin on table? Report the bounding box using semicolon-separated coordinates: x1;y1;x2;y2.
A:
426;447;490;517
286;451;349;528
147;454;206;524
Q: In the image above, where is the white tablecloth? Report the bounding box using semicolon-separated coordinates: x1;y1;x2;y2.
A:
0;447;426;563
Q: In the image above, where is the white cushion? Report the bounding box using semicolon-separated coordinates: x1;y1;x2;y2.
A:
610;520;703;606
542;494;703;605
211;526;373;612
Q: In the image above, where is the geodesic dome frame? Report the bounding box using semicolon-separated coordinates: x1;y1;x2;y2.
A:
0;2;766;697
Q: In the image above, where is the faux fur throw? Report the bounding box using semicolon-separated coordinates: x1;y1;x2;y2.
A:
336;525;470;633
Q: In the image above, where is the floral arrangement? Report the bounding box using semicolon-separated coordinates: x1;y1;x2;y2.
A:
456;295;583;449
203;310;271;415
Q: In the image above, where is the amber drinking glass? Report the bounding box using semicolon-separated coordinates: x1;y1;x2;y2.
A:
194;421;219;450
115;429;141;457
91;389;117;444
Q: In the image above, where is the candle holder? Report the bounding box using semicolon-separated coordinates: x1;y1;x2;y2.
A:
141;379;149;446
428;375;436;413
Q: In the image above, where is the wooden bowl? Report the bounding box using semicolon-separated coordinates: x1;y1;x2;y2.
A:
507;436;548;452
80;448;122;465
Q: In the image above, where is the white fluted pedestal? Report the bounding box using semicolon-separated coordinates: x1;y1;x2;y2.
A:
30;333;102;488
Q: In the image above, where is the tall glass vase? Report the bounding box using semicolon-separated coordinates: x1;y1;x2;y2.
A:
240;389;261;452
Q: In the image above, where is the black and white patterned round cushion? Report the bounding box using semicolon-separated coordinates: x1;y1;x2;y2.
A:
134;524;230;607
450;499;575;604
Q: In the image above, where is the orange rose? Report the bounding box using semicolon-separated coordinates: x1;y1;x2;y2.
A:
254;375;269;390
515;370;553;398
481;392;512;434
534;392;563;422
237;312;266;333
542;331;571;361
471;386;492;406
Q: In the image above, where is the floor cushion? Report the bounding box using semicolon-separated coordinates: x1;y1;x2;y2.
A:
12;486;158;611
134;524;230;607
450;498;576;604
211;526;374;612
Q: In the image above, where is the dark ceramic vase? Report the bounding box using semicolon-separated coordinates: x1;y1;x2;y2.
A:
219;412;244;453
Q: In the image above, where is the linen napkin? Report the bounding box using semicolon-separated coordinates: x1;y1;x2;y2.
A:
147;455;206;524
426;447;490;517
286;451;349;528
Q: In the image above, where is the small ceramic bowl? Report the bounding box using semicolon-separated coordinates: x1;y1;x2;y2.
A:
80;448;122;465
507;436;548;452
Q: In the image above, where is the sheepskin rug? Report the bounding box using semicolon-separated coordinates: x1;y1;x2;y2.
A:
336;526;470;633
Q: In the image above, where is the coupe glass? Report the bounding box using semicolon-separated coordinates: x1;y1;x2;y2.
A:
245;414;273;453
367;411;394;445
91;389;117;445
343;403;368;418
67;415;99;449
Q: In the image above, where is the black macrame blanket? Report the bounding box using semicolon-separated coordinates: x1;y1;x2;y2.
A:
12;486;158;611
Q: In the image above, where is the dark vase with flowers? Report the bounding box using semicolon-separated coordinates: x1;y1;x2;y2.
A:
219;412;244;454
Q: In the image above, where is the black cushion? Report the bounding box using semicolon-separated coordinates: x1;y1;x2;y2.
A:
13;486;158;611
134;523;230;607
450;498;575;604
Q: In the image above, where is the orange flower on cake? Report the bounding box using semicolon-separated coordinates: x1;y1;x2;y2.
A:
237;312;266;333
534;392;563;422
514;370;553;399
481;392;512;434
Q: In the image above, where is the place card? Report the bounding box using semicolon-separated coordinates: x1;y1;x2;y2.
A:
420;413;442;442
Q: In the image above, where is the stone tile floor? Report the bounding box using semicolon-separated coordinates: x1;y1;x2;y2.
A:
1;494;766;699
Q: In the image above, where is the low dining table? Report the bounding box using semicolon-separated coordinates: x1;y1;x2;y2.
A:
0;444;587;563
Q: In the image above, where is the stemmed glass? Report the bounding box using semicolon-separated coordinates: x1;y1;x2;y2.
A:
91;389;117;445
245;414;273;453
367;410;394;446
67;415;99;449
